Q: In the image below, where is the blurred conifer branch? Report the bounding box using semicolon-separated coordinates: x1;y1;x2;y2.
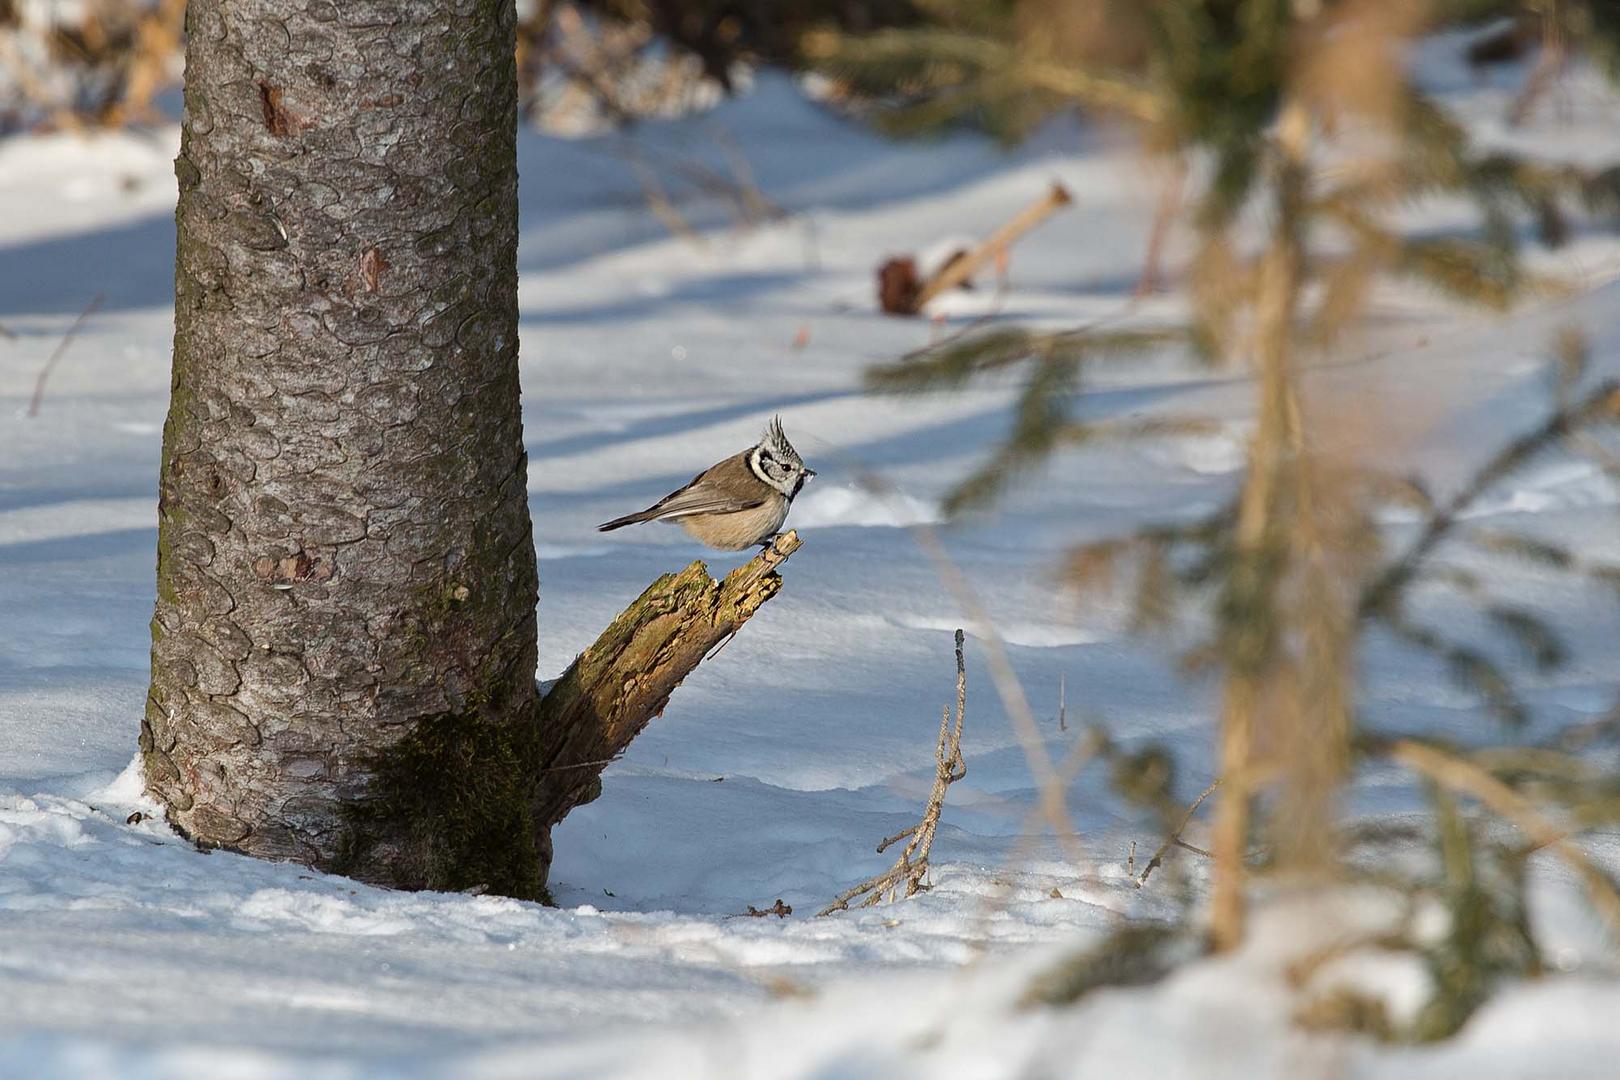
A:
850;0;1620;1015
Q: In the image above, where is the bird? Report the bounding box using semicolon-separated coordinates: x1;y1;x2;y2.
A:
597;417;815;550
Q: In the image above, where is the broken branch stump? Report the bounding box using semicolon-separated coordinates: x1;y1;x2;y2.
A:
531;531;802;830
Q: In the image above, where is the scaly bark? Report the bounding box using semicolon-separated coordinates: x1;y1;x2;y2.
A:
145;0;540;892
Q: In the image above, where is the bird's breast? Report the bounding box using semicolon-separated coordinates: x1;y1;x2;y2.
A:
676;497;790;550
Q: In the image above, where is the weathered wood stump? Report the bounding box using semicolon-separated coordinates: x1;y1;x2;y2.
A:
529;530;802;868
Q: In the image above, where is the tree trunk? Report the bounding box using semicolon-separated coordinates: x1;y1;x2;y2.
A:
144;0;544;896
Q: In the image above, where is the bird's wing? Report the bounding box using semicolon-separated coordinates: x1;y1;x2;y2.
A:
646;453;766;519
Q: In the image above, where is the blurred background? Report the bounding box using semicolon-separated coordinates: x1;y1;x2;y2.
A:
4;1;1620;1075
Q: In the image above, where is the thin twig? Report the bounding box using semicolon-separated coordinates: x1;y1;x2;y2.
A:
904;509;1082;853
708;124;785;225
727;899;792;919
819;629;968;915
536;754;625;773
1136;778;1221;888
27;294;104;417
877;825;918;853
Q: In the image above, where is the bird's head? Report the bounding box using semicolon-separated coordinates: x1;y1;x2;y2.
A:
750;416;815;498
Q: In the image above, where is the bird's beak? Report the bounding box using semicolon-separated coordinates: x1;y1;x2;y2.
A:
803;468;817;480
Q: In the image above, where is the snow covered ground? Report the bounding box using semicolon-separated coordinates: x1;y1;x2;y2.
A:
2;37;1619;1078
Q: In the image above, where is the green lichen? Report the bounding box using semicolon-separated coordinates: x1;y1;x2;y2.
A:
336;696;551;904
335;560;547;903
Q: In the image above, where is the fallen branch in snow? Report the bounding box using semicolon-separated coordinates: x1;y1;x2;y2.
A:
26;293;103;418
1135;778;1221;888
531;531;802;831
818;628;967;916
879;182;1073;315
912;183;1072;312
730;899;792;919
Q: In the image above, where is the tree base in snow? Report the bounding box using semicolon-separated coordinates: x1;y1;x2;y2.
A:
336;532;803;901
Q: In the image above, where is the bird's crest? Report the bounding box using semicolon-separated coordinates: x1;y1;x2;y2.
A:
763;415;803;467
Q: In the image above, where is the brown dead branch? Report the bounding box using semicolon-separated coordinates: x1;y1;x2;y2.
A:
880;183;1074;315
27;293;104;418
903;509;1083;853
1136;778;1221;888
819;628;967;915
530;531;801;830
732;899;793;919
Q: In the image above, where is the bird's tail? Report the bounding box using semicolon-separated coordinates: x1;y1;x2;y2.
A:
597;508;659;532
